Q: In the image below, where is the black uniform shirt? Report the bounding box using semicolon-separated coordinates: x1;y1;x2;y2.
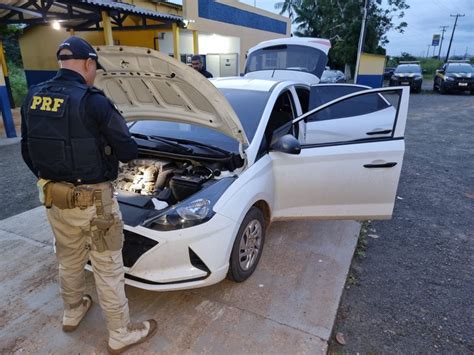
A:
21;68;137;178
199;68;213;78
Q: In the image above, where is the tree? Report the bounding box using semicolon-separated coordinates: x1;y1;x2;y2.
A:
0;24;24;67
274;0;302;22
292;0;409;69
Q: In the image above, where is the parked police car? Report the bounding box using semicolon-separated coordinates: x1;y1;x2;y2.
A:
389;61;423;93
433;61;474;94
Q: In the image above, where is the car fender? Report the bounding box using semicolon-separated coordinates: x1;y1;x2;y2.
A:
213;154;274;258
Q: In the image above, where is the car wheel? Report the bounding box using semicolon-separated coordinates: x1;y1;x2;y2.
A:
470;90;474;95
227;207;266;282
439;85;447;94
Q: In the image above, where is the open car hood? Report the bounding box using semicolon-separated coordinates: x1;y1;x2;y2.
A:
94;46;249;146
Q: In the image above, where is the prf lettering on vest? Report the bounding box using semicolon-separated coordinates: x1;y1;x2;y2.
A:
30;96;65;112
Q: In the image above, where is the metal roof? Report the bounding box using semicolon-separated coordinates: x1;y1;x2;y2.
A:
75;0;182;22
0;0;183;29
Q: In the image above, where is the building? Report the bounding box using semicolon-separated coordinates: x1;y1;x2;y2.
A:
1;0;291;87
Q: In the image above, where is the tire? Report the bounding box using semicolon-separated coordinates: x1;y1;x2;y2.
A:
433;79;438;92
470;90;474;95
227;207;266;282
439;85;447;95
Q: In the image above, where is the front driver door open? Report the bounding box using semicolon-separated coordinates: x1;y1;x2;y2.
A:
270;86;409;220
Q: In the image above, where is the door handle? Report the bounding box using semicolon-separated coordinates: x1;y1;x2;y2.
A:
364;162;398;168
366;129;392;135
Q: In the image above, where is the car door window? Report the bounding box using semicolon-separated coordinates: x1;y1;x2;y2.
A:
258;91;296;158
295;87;406;146
308;85;389;121
295;87;310;113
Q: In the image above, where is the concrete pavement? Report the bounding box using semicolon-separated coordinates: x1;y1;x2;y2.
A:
0;207;360;354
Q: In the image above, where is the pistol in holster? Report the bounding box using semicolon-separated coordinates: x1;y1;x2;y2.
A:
90;189;117;253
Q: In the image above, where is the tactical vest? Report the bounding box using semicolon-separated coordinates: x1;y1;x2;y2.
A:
26;79;116;184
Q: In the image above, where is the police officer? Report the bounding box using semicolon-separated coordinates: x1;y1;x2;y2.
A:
191;55;213;78
21;37;157;353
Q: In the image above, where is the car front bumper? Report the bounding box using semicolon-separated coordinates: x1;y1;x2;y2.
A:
389;79;422;90
440;80;474;91
86;212;238;291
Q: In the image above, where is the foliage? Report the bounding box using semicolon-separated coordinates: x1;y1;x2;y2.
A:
7;61;28;107
290;0;409;69
274;0;302;22
388;53;443;76
0;25;24;67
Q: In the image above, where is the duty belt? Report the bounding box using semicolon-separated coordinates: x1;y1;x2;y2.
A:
37;179;113;210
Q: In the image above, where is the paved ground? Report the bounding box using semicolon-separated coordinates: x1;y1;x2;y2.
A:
0;131;361;353
0;139;40;220
329;91;474;353
0;207;359;354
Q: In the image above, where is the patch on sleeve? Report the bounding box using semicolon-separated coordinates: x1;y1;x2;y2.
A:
28;93;68;118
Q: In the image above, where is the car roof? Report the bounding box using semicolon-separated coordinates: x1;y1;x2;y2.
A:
211;77;287;92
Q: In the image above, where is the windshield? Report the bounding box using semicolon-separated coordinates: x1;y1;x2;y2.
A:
446;64;474;73
245;44;327;77
129;88;270;153
395;65;421;74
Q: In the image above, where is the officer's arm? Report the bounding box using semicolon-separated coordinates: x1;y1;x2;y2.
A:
88;93;138;162
20;97;39;177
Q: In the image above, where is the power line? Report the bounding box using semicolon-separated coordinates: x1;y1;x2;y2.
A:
438;25;448;59
445;14;465;62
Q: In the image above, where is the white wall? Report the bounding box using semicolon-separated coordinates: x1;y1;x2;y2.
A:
158;31;240;57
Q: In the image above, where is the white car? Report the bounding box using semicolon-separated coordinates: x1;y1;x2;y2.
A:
244;37;332;85
92;46;409;291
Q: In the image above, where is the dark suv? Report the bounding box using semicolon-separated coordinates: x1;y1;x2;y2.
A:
389;62;423;93
434;61;474;94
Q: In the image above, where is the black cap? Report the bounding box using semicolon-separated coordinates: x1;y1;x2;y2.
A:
56;36;103;70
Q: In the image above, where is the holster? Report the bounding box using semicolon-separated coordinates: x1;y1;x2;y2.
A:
90;188;121;252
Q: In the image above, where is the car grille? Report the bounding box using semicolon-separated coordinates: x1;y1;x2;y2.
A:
454;78;473;83
122;230;159;268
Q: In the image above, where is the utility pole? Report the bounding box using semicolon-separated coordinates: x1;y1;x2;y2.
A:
445;14;465;62
438;26;448;59
354;0;368;83
426;44;431;58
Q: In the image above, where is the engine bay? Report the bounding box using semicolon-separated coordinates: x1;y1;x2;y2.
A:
114;158;220;207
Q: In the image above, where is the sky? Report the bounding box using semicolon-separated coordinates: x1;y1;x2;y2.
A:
238;0;473;57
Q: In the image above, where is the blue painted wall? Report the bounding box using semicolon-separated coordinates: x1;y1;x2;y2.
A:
356;74;384;88
198;0;287;35
25;70;57;88
0;85;16;137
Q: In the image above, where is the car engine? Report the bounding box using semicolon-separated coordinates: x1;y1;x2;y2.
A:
114;159;215;205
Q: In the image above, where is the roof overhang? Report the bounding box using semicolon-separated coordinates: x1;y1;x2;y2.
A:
0;0;183;32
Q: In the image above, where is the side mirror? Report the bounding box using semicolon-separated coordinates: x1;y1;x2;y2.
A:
270;134;301;155
422;69;427;74
437;69;444;74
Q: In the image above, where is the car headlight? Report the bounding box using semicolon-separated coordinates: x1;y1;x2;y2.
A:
445;76;455;81
414;75;422;80
146;177;235;231
152;198;214;231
